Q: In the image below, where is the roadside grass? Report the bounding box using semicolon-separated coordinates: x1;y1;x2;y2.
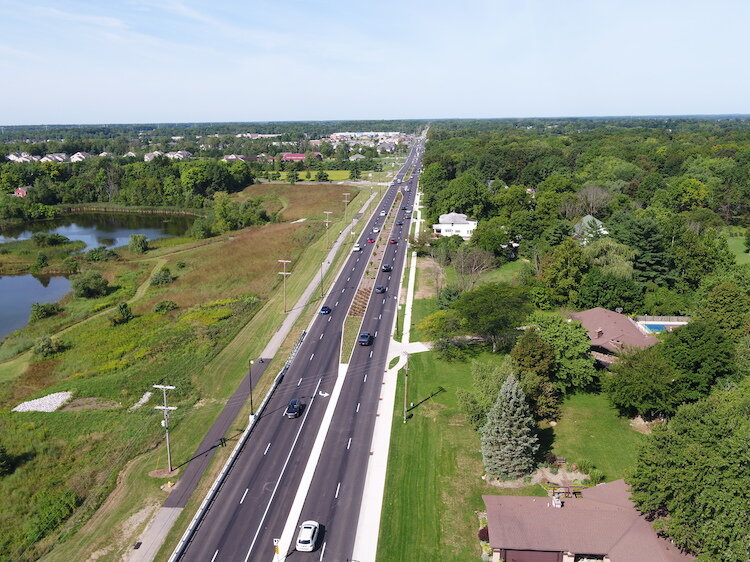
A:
377;351;546;561
409;298;438;342
233;182;356;221
551;393;645;481
477;260;527;284
723;227;750;265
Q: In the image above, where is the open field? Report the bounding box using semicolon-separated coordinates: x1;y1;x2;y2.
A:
724;227;750;265
551;393;645;481
0;186;368;560
377;351;546;561
234;182;354;221
265;170;352;182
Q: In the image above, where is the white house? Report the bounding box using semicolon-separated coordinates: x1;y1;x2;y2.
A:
70;151;93;162
41;153;68;163
124;151;137;158
144;150;164;162
432;212;478;241
165;150;193;160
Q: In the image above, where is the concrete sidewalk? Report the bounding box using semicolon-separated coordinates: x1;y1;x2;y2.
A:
127;191;378;562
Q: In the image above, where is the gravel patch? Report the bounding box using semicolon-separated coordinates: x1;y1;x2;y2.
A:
129;391;153;411
13;391;72;412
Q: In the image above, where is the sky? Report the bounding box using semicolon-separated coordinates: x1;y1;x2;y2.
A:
1;0;750;125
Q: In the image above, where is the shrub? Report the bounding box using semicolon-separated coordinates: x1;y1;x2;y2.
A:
550;466;559;475
62;256;79;273
576;459;594;475
477;525;489;542
85;246;118;262
151;266;174;286
176;261;187;269
154;300;178;314
190;218;212;239
30;302;63;322
34;252;48;269
33;335;64;357
128;234;148;254
588;468;605;484
71;271;109;298
31;233;70;247
110;302;133;326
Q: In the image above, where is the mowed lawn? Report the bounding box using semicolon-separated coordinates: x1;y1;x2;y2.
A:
552;393;645;481
377;352;545;562
268;170;352;182
724;229;750;265
233;182;357;221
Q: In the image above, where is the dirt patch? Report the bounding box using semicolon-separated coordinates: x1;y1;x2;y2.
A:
417;400;447;420
5;357;59;407
148;467;180;479
629;416;654;434
486;467;590;489
415;257;444;299
61;397;121;411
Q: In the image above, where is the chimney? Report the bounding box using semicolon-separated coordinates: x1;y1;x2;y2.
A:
596;327;604;338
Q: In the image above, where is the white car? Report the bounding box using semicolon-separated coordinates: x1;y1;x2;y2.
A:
296;520;320;552
379;210;386;217
352;243;362;252
373;227;380;233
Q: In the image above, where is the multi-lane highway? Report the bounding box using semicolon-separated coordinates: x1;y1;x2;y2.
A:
177;136;424;561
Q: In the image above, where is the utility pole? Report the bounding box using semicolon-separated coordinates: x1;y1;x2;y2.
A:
278;259;291;313
342;192;350;223
403;353;409;424
153;384;177;472
323;210;332;249
248;360;255;415
320;260;327;299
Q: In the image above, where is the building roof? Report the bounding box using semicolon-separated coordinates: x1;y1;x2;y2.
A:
571;307;659;353
483;480;693;562
437;212;476;225
574;214;607;236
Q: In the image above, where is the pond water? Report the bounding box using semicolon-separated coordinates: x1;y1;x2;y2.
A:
0;212;194;250
0;274;72;340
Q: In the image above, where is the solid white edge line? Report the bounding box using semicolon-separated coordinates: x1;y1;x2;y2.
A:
242;378;322;562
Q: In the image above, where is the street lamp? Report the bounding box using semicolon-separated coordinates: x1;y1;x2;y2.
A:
323;211;332;249
342;192;350;222
278;259;291;313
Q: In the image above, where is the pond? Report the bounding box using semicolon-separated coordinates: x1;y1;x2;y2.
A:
0;212;195;250
0;274;72;340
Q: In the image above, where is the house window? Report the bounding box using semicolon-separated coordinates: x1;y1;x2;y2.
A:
574;555;605;562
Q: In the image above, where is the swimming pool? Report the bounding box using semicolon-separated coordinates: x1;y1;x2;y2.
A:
644;323;668;332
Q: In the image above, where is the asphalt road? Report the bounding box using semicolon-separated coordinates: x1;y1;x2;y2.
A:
177;138;424;562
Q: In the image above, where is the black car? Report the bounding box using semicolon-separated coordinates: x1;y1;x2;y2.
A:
285;398;303;418
374;285;386;294
319;306;332;314
382;264;392;272
358;331;373;346
396;220;403;226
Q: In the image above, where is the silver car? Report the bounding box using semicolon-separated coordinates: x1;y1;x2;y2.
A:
296;520;320;552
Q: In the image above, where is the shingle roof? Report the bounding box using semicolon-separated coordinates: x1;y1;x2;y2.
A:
571;307;659;353
483;480;693;562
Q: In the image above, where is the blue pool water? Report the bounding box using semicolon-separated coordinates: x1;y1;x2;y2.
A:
644;323;668;332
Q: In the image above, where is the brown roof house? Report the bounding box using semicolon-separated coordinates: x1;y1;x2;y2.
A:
483;480;694;562
570;307;658;365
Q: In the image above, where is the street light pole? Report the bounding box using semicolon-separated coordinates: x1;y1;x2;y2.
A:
277;259;291;313
320;260;327;299
153;384;177;472
248;360;254;415
342;192;350;223
403;353;409;424
323;210;332;249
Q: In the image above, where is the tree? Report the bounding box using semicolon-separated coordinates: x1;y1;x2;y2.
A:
604;347;683;418
452;246;496;291
287;169;298;184
583;237;635;279
480;374;539;479
71;271;109;298
609;213;673;285
454;283;531;352
151;266;174;286
34;252;48;270
629;384;750;560
456;358;514;430
434;172;491;220
30;303;63;322
511;328;560;420
745;228;750;253
538;238;589;305
576;184;613;216
471;216;511;257
416;309;465;356
315;169;329;182
128;234;148;254
697;281;750;336
527;311;597;393
577;268;644;312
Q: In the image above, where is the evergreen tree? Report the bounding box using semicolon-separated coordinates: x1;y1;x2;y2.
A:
480;374;539;479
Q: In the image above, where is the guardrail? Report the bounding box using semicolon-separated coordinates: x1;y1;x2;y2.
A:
168;330;307;562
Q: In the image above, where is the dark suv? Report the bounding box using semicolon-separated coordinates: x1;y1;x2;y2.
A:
285;398;303;418
381;264;392;272
358;332;373;346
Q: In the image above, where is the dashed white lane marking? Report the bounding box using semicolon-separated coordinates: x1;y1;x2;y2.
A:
240;488;249;504
378;314;381;319
298;377;303;387
264;443;271;455
375;330;378;337
356;402;360;413
347;276;350;281
369;350;373;358
363;374;367;382
342;288;345;293
310;353;315;361
210;549;219;562
347;437;352;450
382;298;386;304
320;333;324;339
335;482;341;499
328;317;331;322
